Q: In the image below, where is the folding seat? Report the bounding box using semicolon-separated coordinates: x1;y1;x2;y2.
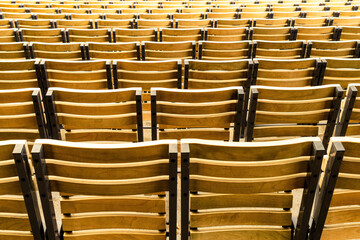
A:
240;6;270;12
173;12;204;20
69;13;102;20
272;11;302;19
337;11;360;17
136;19;173;29
36;13;67;20
307;41;360;58
211;7;240;12
151;87;244;140
245;85;342;145
66;28;111;42
0;140;44;239
253;18;292;27
135;3;160;9
300;6;328;11
114;28;158;42
86;42;140;60
32;139;177;240
29;42;85;60
28;8;57;14
51;3;78;9
175;19;212;28
251;27;293;41
293;26;337;41
322;58;360;89
46;87;144;141
302;11;336;18
0;42;28;60
0;19;13;28
332;17;360;27
199;40;252;60
214;18;252;28
91;8;118;14
253;40;306;59
293;17;330;27
161;28;204;41
309;137;360;240
122;8;149;14
0;88;47;140
104;13;135;20
0;8;27;13
95;19;133;29
328;5;355;11
338;27;360;40
205;12;238;19
238;11;270;19
184;59;252;89
38;60;112;90
180;7;209;13
79;3;104;8
60;8;88;14
113;59;182;89
23;3;49;8
142;41;195;61
151;8;179;13
271;6;299;12
252;58;323;87
55;19;94;29
107;4;132;10
206;27;248;41
181;137;324;240
138;13;171;20
0;3;20;8
15;19;54;29
1;12;33;19
19;28;66;43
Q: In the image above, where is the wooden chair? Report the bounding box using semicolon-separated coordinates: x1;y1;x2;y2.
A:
0;88;47;140
28;8;57;14
104;13;136;20
253;58;323;87
0;19;13;29
214;19;252;28
139;13;172;20
335;84;360;136
55;19;93;29
175;19;212;28
253;40;306;59
206;27;248;41
245;85;342;147
322;58;360;89
272;11;302;19
251;27;293;41
302;11;335;18
253;18;291;28
36;13;67;20
136;19;173;29
338;27;360;41
294;26;338;41
113;28;158;42
0;42;28;60
69;13;102;20
122;8;149;14
142;41;195;61
113;59;182;89
15;19;54;29
332;17;360;27
239;11;270;19
1;12;33;19
309;137;360;240
151;8;179;14
46;87;143;142
66;28;111;43
206;12;238;19
151;87;243;141
19;28;66;43
91;8;118;14
38;60;112;91
60;9;88;14
95;19;133;29
29;42;85;60
0;29;17;42
184;59;252;89
307;41;360;58
293;17;330;27
337;11;360;18
31;139;177;240
181;137;324;240
0;60;42;89
86;42;140;60
0;140;45;239
199;40;252;60
161;28;204;42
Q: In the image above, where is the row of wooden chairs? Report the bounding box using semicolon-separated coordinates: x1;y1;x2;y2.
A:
0;137;358;239
3;40;360;62
0;26;355;43
6;84;360;146
2;57;360;91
